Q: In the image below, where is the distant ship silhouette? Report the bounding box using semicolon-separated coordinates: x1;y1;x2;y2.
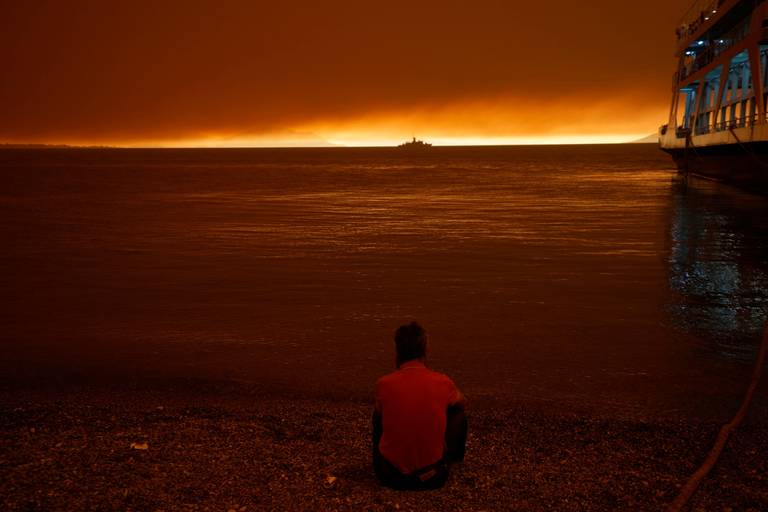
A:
398;137;432;150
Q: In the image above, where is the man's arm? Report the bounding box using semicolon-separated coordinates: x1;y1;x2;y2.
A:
446;377;467;409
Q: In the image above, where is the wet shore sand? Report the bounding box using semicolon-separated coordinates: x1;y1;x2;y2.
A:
2;383;767;511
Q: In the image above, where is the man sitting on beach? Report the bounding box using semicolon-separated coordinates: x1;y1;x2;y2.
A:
373;321;467;489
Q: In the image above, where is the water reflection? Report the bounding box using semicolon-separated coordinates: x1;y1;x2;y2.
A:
667;176;768;357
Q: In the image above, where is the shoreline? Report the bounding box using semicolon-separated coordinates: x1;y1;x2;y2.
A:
2;385;767;511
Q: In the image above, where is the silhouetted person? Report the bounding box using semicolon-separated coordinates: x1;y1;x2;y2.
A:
373;322;467;489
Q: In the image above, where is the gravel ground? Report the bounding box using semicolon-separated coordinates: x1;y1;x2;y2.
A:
1;387;767;511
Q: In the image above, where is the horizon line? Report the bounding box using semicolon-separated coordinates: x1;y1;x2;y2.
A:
1;140;658;150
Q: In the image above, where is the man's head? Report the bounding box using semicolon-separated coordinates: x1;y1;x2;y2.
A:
394;321;428;367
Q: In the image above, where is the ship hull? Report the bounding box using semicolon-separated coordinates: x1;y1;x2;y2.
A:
661;142;768;191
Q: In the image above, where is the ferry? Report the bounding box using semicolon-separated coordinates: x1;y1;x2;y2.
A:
659;0;768;189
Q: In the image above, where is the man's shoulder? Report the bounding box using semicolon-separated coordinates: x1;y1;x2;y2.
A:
424;368;455;384
375;371;400;388
376;366;456;387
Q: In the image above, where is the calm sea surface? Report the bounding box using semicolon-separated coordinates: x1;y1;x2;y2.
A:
2;145;768;418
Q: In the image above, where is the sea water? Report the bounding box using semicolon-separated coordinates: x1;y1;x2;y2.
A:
2;145;767;418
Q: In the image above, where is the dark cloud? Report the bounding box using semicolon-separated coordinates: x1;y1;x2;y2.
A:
0;0;680;144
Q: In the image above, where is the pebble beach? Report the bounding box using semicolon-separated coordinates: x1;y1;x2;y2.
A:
2;383;767;511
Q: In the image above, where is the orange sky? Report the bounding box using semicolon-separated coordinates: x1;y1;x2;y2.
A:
0;1;682;146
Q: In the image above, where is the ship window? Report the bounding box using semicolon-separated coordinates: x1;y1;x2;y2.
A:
761;46;768;88
675;85;697;130
720;51;752;111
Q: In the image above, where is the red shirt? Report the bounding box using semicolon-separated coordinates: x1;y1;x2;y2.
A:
375;360;461;474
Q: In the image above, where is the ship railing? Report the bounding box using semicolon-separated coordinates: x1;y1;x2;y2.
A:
680;46;716;80
694;112;761;135
679;20;750;81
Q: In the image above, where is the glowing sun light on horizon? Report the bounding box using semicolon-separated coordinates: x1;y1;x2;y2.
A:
131;132;653;149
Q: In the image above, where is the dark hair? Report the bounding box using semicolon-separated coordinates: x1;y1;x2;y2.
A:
395;321;428;365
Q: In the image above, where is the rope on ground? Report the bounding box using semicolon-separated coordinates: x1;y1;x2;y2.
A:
666;323;768;512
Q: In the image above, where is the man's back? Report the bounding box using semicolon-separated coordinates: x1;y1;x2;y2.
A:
375;360;461;474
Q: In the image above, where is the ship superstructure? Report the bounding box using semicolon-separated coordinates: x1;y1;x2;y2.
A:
660;0;768;188
398;137;433;150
